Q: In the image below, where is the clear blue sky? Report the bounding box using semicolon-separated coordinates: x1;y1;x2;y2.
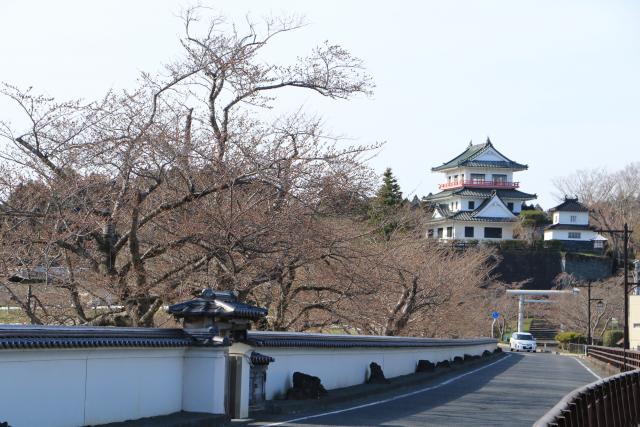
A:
1;0;639;208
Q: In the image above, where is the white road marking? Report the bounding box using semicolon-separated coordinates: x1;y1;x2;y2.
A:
573;357;602;380
261;354;512;427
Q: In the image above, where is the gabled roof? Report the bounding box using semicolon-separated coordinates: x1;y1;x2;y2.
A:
433;203;451;218
424;188;537;202
432;138;528;172
472;192;517;219
549;197;589;213
448;212;518;223
428;191;518;223
545;223;595;231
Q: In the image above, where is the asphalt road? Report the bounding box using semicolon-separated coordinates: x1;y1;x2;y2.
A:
235;352;600;427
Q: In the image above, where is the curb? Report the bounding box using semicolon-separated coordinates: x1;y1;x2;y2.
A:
258;352;506;416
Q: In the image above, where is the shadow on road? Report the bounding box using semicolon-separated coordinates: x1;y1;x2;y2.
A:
236;353;526;427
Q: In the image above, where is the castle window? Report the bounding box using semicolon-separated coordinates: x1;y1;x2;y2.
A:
484;227;502;238
437;228;443;238
428;229;434;238
446;227;453;238
471;173;485;182
468;201;475;210
465;227;474;238
507;202;514;211
568;232;581;239
570;215;577;223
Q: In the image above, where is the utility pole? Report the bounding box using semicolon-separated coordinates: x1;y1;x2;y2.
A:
588;281;591;345
596;223;633;350
624;223;630;350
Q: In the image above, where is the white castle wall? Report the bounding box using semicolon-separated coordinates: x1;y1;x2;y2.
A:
0;347;227;427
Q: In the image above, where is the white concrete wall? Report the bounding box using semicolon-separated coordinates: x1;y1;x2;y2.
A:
629;295;640;351
459;197;482;211
446;198;463;212
0;347;227;427
450;222;514;240
553;211;589;225
508;200;523;214
445;168;516;184
460;168;515;182
544;229;598;241
233;341;495;402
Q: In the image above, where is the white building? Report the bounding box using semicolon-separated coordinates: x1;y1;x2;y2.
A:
425;139;536;241
543;197;607;251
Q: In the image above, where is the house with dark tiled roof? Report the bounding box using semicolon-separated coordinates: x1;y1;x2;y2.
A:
425;138;536;240
543;197;607;251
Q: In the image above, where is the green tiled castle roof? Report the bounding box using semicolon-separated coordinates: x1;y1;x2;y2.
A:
431;139;527;172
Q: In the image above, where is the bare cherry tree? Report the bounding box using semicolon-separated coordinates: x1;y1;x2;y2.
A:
547;274;624;340
553;164;640;253
0;8;374;326
343;236;496;337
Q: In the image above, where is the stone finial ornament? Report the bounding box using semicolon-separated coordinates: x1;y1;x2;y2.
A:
168;288;267;343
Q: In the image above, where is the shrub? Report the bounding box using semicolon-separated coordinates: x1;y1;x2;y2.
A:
543;240;563;251
519;210;551;226
493;347;503;354
482;350;492;358
555;331;587;345
453;356;464;365
500;240;528;250
603;330;624;347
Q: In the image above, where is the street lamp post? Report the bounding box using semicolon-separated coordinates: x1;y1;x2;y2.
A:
587;280;604;345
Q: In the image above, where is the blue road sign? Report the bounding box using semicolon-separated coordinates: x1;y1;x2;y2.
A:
491;311;500;320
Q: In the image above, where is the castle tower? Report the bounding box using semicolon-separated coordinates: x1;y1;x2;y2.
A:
424;138;536;241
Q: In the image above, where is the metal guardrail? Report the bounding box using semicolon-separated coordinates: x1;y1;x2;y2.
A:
561;343;587;355
534;369;640;427
587;345;640;372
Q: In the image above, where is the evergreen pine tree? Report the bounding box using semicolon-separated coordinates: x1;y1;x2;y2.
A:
375;168;403;207
369;168;403;238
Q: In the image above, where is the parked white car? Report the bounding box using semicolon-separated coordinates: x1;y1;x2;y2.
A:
510;332;537;352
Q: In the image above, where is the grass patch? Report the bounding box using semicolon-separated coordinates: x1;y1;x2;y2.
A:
0;309;28;324
570;252;609;259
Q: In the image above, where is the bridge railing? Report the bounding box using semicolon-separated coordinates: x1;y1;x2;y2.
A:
587;345;640;371
534;369;640;427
